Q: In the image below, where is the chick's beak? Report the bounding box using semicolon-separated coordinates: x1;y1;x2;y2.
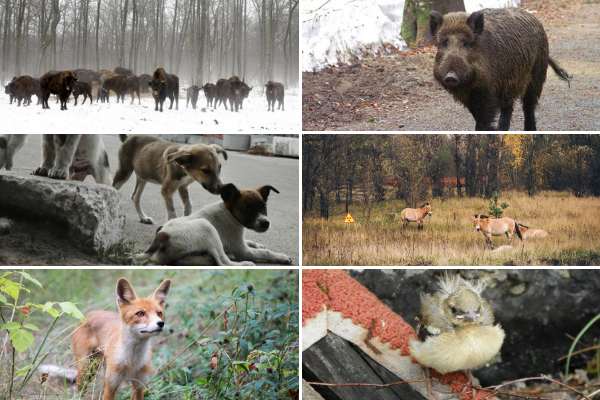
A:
461;310;479;322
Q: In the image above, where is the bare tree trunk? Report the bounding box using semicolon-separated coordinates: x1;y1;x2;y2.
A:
197;0;207;84
3;0;13;80
95;0;101;71
168;0;178;72
283;0;298;84
128;0;136;70
118;0;129;67
37;0;60;76
15;0;26;76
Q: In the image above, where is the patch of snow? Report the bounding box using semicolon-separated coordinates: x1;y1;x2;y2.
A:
465;0;520;13
302;0;521;72
0;87;300;132
302;0;405;72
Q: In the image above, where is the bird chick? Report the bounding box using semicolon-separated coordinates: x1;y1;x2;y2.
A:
409;274;505;374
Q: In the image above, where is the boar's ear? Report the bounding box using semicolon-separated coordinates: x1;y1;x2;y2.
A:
467;10;484;35
429;11;444;38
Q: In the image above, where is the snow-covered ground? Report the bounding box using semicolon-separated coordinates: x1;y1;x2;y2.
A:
0;87;300;132
302;0;520;72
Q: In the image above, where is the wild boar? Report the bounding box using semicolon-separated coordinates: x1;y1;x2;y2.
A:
429;8;571;130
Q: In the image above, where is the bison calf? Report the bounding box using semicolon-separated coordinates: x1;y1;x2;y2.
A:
265;81;284;112
187;85;200;109
73;81;93;106
202;83;216;107
97;87;109;103
429;8;571;131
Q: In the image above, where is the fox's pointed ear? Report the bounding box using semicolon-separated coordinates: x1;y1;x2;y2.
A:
151;279;171;306
116;278;137;306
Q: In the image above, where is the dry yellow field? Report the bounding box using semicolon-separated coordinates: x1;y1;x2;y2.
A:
302;191;600;266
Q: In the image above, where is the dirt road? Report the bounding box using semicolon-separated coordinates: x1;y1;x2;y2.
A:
302;0;600;131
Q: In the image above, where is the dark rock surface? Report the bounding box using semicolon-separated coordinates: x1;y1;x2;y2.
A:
348;269;600;385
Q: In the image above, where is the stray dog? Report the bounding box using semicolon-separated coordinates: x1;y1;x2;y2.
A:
135;183;293;265
32;134;111;184
113;134;227;224
42;278;171;400
0;134;27;170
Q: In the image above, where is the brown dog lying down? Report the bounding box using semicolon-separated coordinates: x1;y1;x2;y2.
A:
113;134;227;224
135;183;293;266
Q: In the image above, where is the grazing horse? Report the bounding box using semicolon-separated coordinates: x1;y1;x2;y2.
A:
472;215;522;250
401;203;432;230
518;224;549;239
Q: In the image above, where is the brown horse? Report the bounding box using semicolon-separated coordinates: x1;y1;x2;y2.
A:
517;224;549;239
472;215;522;250
401;203;432;230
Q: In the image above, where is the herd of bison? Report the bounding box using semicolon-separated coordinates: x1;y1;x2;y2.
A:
3;67;285;113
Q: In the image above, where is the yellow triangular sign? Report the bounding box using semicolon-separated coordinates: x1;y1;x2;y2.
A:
344;212;355;223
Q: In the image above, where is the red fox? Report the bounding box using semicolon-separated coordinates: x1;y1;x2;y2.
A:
72;278;171;400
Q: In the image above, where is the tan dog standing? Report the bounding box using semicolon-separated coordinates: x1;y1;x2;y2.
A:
401;203;432;230
113;134;227;224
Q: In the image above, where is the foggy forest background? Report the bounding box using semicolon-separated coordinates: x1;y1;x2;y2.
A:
0;0;299;88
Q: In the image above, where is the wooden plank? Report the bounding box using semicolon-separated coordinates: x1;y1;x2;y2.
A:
302;332;427;400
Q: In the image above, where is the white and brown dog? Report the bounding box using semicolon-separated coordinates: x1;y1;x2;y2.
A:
135;183;292;266
1;134;110;184
113;134;227;224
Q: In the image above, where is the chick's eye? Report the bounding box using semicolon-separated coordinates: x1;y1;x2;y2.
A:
451;307;457;314
136;311;145;317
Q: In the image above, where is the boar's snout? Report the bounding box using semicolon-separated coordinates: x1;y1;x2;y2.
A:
443;71;460;87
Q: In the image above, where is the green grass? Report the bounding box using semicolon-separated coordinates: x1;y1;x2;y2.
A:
303;190;600;266
0;269;299;399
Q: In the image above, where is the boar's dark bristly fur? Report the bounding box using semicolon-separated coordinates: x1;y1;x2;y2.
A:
429;8;572;131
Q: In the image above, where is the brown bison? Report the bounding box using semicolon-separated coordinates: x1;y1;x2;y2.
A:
265;81;285;111
102;75;141;105
201;83;216;107
148;67;179;112
186;85;200;109
216;76;244;112
4;77;17;104
114;67;133;75
72;81;93;106
138;73;151;93
239;81;253;109
214;78;228;110
40;71;77;110
8;75;40;106
97;87;109;103
72;68;102;84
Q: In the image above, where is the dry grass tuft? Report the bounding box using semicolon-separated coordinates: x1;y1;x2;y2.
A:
302;191;600;266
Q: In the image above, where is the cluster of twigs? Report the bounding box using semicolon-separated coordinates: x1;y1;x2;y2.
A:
306;375;595;400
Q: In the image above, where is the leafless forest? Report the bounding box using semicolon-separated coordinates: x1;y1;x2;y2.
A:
0;0;299;86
